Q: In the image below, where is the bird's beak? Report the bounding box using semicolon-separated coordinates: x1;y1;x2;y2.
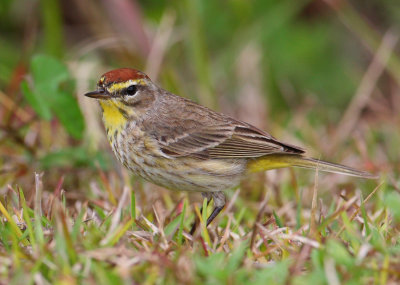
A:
84;88;111;100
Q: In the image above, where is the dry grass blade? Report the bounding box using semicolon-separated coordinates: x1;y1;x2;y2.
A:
0;89;31;121
145;10;176;80
101;185;130;245
335;180;384;237
217;215;232;252
34;172;43;217
324;257;340;285
331;30;399;150
309;162;319;238
250;191;270;250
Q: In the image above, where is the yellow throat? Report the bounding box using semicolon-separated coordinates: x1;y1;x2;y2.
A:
99;100;128;134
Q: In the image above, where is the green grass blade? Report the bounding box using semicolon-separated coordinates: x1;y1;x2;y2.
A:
177;199;187;245
131;191;136;230
19;188;35;245
0;200;29;246
106;219;135;246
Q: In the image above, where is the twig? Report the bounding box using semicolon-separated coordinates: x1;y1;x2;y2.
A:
0;89;31;122
331;30;399;150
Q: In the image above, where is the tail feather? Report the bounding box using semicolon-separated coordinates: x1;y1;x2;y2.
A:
247;154;377;179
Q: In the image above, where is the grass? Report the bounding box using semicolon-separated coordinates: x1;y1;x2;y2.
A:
0;166;398;284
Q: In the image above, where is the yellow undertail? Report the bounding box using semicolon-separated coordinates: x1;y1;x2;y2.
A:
247;154;377;179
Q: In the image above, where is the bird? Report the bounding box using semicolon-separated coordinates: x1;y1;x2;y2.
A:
84;68;377;233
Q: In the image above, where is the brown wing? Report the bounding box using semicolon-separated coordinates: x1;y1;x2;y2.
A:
142;91;304;159
207;122;304;158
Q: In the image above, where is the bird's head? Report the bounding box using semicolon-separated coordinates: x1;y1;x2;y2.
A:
85;68;157;123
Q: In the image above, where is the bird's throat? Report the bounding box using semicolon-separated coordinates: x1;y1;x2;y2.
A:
99;100;128;133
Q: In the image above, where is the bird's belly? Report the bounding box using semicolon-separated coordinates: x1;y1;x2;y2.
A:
109;128;246;192
131;157;247;192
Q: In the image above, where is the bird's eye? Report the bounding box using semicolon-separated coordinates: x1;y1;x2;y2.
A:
126;85;137;96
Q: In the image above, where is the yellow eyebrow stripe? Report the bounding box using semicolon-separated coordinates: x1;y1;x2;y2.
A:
107;79;146;93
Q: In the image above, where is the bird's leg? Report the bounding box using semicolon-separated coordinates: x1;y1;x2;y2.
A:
190;192;212;235
206;191;226;226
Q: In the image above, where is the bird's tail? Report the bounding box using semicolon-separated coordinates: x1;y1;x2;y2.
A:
247;154;377;179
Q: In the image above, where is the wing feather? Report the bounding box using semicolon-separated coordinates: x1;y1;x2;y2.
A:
158;121;304;159
143;91;304;159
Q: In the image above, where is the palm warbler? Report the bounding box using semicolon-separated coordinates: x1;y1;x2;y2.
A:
85;68;376;231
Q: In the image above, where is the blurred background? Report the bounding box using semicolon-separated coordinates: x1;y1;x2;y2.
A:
2;1;400;282
0;0;399;204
